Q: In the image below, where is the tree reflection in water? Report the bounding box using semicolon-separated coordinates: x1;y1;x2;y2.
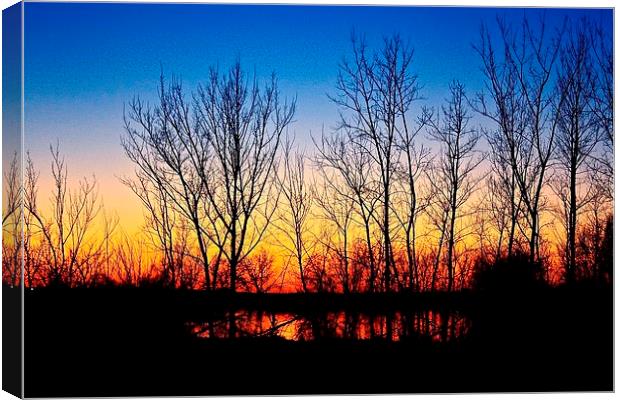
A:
187;310;470;342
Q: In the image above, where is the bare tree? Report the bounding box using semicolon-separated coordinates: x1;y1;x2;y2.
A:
2;152;22;287
238;249;284;293
426;81;481;292
195;62;295;291
313;127;381;292
122;173;180;286
275;138;314;292
589;20;613;191
313;177;355;293
479;174;520;261
305;228;337;293
3;152;21;226
475;16;567;264
114;232;150;286
99;208;120;284
24;144;101;286
425;189;450;291
122;74;213;289
471;22;526;257
473;20;530;259
552;20;601;284
394;118;430;291
332;34;420;291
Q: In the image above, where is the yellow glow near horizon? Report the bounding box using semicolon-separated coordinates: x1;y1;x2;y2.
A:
14;138;610;291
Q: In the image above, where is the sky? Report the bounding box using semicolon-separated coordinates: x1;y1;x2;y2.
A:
22;3;613;233
3;3;21;177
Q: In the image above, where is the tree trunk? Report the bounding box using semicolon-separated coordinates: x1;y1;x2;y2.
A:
567;152;578;284
447;206;457;292
364;218;375;293
383;185;391;292
529;211;538;265
507;173;517;258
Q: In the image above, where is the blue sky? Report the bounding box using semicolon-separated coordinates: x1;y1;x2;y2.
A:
25;4;612;144
21;3;612;226
3;2;21;172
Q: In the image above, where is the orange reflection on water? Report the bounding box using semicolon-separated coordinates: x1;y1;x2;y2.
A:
187;310;470;343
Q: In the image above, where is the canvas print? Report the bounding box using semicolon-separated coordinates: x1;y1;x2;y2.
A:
1;2;614;397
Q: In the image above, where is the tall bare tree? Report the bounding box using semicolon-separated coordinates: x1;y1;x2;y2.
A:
476;16;567;264
195;63;295;291
588;21;613;200
426;81;481;292
473;20;528;258
552;20;601;283
122;74;213;288
332;34;420;291
275;138;314;292
394;118;430;291
314;127;381;292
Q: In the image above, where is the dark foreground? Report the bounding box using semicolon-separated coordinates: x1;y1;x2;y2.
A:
15;284;613;396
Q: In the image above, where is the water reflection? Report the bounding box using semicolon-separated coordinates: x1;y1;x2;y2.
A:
187;310;470;342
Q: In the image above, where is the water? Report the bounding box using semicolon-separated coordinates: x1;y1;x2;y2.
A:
187;309;470;342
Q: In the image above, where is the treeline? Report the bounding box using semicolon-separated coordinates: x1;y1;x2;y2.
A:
2;16;613;292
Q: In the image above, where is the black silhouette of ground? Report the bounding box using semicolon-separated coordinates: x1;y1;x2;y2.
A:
16;284;612;397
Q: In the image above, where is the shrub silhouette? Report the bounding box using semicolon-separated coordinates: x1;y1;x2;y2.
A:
472;253;547;293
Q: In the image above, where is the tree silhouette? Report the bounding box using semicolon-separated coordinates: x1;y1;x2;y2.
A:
331;34;421;291
275;137;314;292
426;81;482;292
552;19;602;284
475;16;568;264
24;144;102;286
196;63;295;292
313;127;381;292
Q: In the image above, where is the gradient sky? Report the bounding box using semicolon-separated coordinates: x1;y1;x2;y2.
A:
23;3;612;232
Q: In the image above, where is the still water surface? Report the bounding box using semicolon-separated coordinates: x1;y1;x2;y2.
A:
188;310;470;342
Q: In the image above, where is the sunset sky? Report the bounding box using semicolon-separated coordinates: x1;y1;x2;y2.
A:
5;8;612;394
22;3;612;235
